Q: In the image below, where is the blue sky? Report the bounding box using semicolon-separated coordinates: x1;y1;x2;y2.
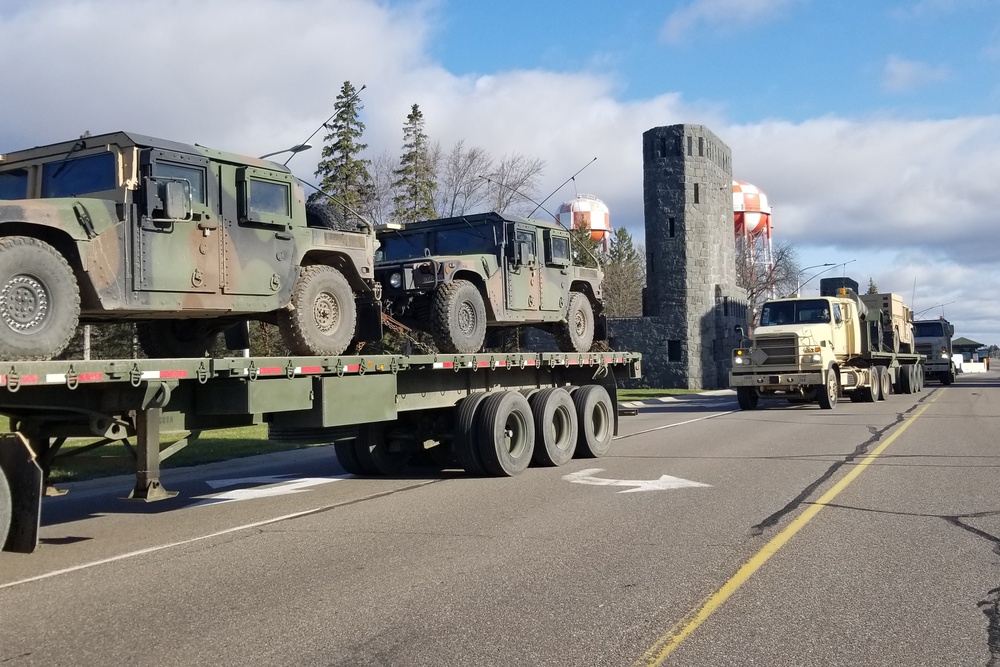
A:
1;0;998;343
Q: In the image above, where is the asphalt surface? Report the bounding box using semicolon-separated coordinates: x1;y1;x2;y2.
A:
1;372;998;666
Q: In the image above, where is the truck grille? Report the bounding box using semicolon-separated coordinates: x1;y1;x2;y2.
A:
754;335;798;366
915;343;934;356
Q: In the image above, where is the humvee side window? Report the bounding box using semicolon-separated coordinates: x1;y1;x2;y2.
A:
0;168;28;199
514;229;536;257
248;178;289;217
550;236;570;263
41;152;116;198
156;162;206;204
436;227;493;255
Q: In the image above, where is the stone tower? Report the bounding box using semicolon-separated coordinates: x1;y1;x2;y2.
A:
639;124;747;388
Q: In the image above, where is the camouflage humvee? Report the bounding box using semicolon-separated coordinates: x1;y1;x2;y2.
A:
0;131;382;360
374;212;605;354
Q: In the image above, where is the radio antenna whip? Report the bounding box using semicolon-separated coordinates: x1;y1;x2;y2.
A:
528;156;597;218
284;84;367;166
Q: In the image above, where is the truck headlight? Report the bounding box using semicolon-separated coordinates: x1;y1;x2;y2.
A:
733;356;745;365
802;353;822;364
389;272;403;289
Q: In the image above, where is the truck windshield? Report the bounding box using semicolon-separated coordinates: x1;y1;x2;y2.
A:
913;322;945;337
377;222;498;262
760;299;831;326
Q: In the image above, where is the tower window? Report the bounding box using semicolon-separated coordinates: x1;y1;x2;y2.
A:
698;137;704;156
693;183;700;204
668;217;675;238
687;136;692;156
667;340;681;362
659;136;667;158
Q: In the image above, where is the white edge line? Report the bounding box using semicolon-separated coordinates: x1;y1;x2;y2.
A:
615;410;736;439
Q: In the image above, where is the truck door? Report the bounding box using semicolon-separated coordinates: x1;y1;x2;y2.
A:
505;223;541;313
134;148;220;295
217;164;296;299
540;229;570;312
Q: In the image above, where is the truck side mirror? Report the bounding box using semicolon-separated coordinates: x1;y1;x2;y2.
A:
734;325;745;337
162;180;193;220
517;241;531;265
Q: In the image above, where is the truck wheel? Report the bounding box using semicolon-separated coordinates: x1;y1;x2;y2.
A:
529;387;578;466
280;265;357;356
476;391;535;476
354;422;410;475
431;279;487;354
454;393;489;475
878;366;892;400
736;386;759;410
941;369;955;386
818;371;839;410
137;320;219;358
861;376;878;403
556;292;595;353
915;364;924;392
0;464;11;550
899;365;913;394
0;236;80;361
573;385;614;457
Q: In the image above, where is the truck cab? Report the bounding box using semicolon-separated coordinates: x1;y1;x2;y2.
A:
914;318;956;384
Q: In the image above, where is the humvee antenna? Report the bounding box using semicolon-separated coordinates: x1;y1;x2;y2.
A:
528;156;597;218
284;84;367;166
478;175;558;221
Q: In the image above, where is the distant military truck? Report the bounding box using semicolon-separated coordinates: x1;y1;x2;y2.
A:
0;131;382;360
374;212;605;354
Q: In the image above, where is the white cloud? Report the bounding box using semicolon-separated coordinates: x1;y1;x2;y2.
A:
1;0;997;344
660;0;803;44
881;55;951;92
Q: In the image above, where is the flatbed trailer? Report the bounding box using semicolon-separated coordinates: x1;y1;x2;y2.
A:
0;351;641;553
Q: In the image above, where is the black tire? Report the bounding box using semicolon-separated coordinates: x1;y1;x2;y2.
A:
279;265;357;356
529;387;579;466
736;386;759;410
848;390;864;403
878;366;891;400
476;391;535;476
354;422;410;475
883;327;900;354
305;202;355;231
454;393;489;475
899;364;913;394
0;236;80;361
431;279;487;354
941;369;955;386
556;292;595;353
818;369;839;410
137;319;220;358
0;465;11;550
915;364;924;392
334;440;368;475
573;385;614;458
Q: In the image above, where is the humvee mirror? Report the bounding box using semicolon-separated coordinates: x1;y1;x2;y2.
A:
516;241;531;266
163;180;192;220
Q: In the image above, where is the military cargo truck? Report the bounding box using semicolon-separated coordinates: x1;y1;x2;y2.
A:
914;317;956;385
374;212;605;354
0;131;382;360
730;283;924;410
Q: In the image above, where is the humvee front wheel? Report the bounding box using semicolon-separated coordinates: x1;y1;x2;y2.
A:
431;279;487;354
556;292;595;353
0;236;80;361
280;265;357;356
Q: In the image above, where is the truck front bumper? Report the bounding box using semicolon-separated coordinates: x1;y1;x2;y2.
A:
730;370;823;390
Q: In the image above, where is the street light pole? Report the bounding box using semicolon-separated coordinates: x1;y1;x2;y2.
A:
795;263;834;294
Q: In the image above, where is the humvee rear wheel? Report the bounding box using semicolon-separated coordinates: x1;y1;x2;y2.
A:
137;320;220;358
280;265;357;356
556;292;595;353
431;279;487;354
0;236;80;361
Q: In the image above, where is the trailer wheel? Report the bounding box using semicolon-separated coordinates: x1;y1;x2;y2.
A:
818;370;839;409
431;279;487;354
529;387;578;466
899;365;913;394
280;265;357;356
454;393;489;475
334;440;368;475
0;464;11;550
354;422;410;475
476;391;535;476
736;387;759;410
556;292;595;353
0;236;81;361
915;364;924;392
573;385;614;457
877;366;892;400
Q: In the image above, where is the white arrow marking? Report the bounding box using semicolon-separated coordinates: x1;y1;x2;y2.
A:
562;468;711;494
191;476;348;508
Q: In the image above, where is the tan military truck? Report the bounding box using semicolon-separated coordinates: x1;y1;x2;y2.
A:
0;131;382;360
374;212;605;354
730;281;924;410
860;292;914;353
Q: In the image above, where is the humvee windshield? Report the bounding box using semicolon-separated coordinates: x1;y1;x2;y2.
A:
41;152;117;198
761;299;831;326
378;221;499;262
913;321;945;337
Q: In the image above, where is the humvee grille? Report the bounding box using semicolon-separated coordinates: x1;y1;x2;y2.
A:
321;230;368;249
577;267;601;281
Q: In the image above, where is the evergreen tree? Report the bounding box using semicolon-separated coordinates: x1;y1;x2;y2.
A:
312;81;371;225
568;224;602;268
867;278;879;294
600;227;644;318
392;104;437;223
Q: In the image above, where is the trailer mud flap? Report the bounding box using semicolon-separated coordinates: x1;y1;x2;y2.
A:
0;433;44;554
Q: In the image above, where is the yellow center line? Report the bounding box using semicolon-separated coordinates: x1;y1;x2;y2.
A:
633;391;943;666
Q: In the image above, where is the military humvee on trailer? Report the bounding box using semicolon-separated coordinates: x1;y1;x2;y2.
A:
0;131;382;360
374;212;605;354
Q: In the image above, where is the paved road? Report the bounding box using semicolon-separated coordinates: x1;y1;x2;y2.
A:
1;373;998;666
